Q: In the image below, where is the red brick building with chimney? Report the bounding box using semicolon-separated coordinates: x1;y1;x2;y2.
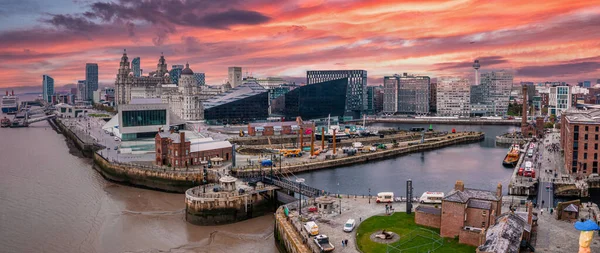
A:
155;130;232;168
415;180;502;246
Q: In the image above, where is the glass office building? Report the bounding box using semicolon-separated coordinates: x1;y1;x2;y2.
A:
307;70;367;117
42;75;54;103
272;78;348;120
117;99;173;141
132;57;141;77
204;81;269;125
85;63;98;101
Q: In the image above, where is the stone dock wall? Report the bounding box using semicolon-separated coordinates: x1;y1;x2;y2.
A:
234;132;485;176
274;205;312;253
54;118;100;157
185;184;276;225
92;153;211;193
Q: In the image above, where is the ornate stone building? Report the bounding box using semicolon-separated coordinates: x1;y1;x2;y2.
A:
115;50;171;106
161;63;204;121
115;50;203;121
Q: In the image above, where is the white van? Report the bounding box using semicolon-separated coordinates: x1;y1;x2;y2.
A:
304;221;319;236
525;161;533;169
419;192;444;204
343;219;356;232
376;192;394;203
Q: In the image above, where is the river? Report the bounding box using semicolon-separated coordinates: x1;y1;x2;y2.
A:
296;123;519;197
0;113;278;253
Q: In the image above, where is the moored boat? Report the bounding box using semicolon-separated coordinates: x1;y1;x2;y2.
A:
502;143;521;168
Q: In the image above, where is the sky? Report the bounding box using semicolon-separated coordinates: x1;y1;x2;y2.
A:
1;0;600;91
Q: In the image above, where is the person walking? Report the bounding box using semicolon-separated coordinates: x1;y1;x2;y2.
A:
342;240;345;247
345;239;349;247
541;209;544;215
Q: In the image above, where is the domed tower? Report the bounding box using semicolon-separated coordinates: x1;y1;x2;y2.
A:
179;63;202;120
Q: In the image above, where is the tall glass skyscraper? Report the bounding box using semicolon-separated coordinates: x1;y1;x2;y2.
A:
85;63;98;101
42;75;54;103
194;73;205;86
132;57;141;77
306;70;367;118
170;65;184;85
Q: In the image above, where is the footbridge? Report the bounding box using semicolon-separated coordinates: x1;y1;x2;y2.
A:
238;174;325;198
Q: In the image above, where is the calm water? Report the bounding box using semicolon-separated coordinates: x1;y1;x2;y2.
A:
297;123;519;197
0;110;277;253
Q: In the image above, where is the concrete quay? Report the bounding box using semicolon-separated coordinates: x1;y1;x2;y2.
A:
233;132;485;177
361;117;521;126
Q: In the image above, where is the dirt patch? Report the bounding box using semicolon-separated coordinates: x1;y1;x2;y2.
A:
369;230;400;244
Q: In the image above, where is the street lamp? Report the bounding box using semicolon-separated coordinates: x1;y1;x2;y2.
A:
369;188;371;204
296;178;305;215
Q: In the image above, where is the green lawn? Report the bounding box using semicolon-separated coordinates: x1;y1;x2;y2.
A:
356;212;476;253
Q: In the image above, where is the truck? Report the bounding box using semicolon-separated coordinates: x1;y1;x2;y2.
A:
281;149;303;157
314;234;335;252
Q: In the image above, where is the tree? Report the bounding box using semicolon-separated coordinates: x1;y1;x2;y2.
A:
544;122;554;129
507;103;523;116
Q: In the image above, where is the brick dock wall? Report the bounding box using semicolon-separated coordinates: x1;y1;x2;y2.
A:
92;153;211;193
233;132;485;176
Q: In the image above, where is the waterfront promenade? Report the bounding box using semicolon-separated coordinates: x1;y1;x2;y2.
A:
360;117;521;126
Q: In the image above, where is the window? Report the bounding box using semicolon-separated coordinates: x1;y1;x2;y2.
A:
574;141;579;150
594;162;598;174
585;143;588;150
122;109;167;127
574;133;579;140
585;134;589;140
175;160;178;165
596;144;598;150
596;135;599;141
586;126;589;131
595;153;598;160
175;151;178;156
584;153;588;159
575;125;580;132
186;150;189;155
596;126;599;132
574;151;578;160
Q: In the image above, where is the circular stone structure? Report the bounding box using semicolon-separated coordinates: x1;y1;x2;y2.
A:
369;230;400;244
219;175;237;192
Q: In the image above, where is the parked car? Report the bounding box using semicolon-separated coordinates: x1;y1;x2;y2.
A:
314;234;335;252
343;219;356;232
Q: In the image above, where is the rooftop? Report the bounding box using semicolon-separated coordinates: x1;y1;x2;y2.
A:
564;204;579;212
444;188;499;203
203;81;267;109
415;205;441;215
564;107;600;124
477;212;529;253
467;199;493;210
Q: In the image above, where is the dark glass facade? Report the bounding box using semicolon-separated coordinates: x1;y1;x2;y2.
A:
122;109;167;127
273;78;349;120
306;70;367;115
204;92;269;125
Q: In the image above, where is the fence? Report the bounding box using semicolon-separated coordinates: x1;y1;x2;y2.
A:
385;228;444;253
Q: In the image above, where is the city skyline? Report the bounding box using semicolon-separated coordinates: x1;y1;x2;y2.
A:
1;0;600;89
